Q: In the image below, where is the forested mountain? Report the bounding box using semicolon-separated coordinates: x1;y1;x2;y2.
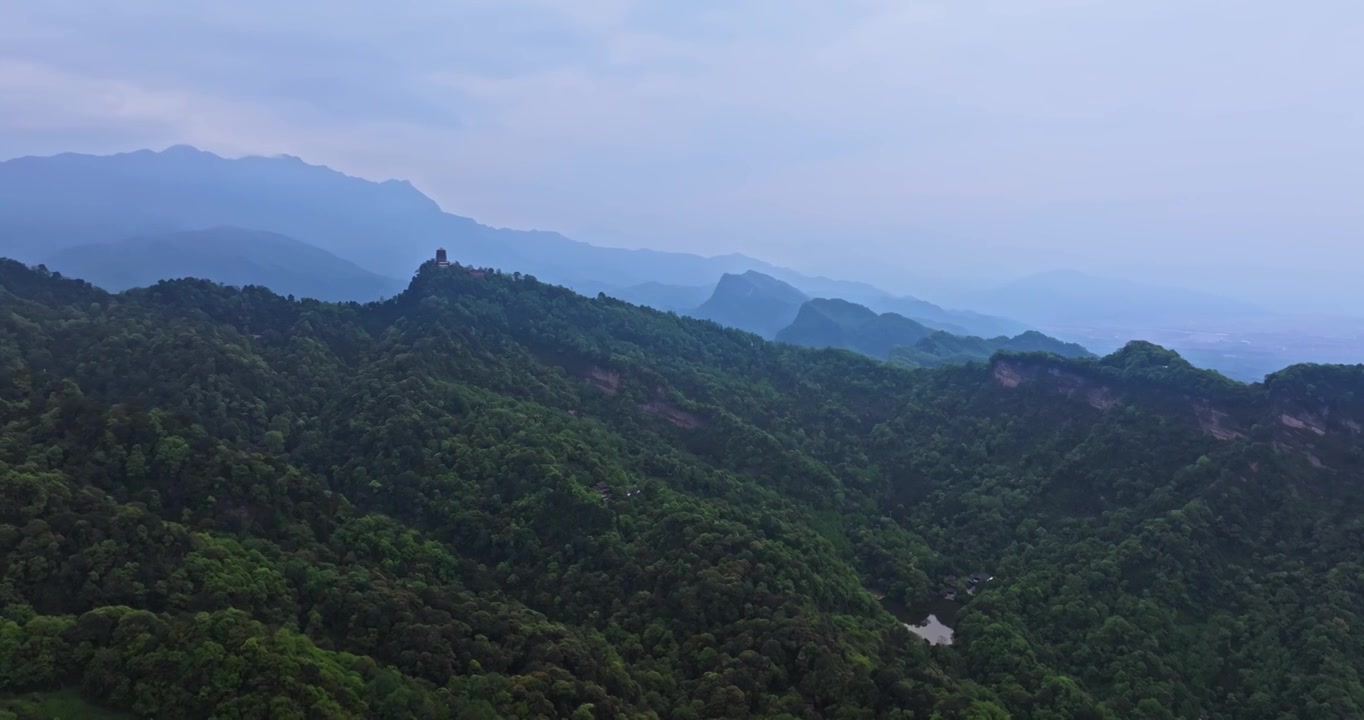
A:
743;274;1025;339
688;273;1022;343
777;298;936;357
777;298;1091;367
42;227;405;302
0;146;1021;336
690;271;810;338
889;330;1093;369
4;257;1364;718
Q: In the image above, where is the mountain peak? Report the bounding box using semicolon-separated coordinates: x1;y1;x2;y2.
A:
160;144;214;157
692;271;809;338
1101;340;1194;372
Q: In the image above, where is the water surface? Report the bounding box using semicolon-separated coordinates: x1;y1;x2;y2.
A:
878;595;959;646
905;614;954;645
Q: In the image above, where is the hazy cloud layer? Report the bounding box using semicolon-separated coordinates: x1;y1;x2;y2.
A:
2;1;1361;308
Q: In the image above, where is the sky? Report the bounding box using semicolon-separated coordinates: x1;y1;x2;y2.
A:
2;0;1362;310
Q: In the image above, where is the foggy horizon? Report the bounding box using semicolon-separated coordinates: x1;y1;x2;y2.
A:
3;1;1362;312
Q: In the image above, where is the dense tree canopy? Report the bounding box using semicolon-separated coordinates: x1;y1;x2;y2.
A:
2;258;1362;718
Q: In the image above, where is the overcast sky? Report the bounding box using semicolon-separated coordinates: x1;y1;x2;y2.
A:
2;1;1362;309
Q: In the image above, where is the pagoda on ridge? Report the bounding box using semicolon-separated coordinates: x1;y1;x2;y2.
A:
434;248;450;268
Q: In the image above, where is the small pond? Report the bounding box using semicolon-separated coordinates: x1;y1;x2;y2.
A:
904;614;954;645
878;595;960;646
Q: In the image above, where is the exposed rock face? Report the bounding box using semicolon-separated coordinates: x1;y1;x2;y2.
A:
991;355;1364;477
1194;403;1245;441
1279;413;1327;436
581;366;702;428
1273;408;1337;470
1086;387;1118;410
640;400;704;429
991;360;1117;411
992;358;1260;440
993;362;1024;388
1273;440;1332;471
584;366;622;395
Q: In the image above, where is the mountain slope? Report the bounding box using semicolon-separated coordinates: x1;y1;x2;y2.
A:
777;298;935;357
892;329;1094;368
773;273;1026;337
42;227;405;302
689;270;809;338
4;257;1364;718
0;146;1024;334
777;298;1090;366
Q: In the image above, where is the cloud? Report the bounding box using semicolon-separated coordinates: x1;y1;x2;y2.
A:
1;0;1362;308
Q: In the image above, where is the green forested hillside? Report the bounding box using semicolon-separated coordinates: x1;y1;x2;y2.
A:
889;330;1092;369
3;259;1364;719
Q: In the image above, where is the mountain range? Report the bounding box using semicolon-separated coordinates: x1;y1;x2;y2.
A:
0;145;1016;336
43;227;405;302
776;297;1091;367
4;256;1363;718
0;145;1080;369
4;145;1353;382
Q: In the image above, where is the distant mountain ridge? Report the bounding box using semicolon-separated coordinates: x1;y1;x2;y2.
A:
893;330;1093;369
779;297;1092;367
689;271;810;338
0;145;1022;337
575;280;712;314
42;227;404;302
778;298;937;357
